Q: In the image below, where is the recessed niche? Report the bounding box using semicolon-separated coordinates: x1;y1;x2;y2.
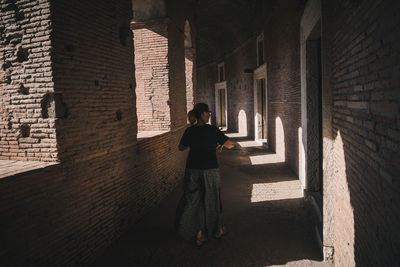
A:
5;74;11;84
116;110;122;121
20;124;30;137
15;11;24;21
16;46;29;63
2;61;11;71
41;93;54;118
18;84;29;95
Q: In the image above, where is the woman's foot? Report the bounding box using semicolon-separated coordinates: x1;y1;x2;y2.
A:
215;225;228;239
196;231;207;246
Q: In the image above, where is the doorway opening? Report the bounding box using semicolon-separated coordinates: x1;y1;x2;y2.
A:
256;78;267;141
253;63;267;146
215;84;227;130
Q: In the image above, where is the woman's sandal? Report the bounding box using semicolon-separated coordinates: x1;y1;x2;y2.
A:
215;225;228;239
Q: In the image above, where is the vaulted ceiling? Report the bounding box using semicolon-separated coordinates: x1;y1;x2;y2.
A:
194;0;278;66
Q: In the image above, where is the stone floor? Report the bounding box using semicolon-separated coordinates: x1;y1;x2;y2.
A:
92;137;332;267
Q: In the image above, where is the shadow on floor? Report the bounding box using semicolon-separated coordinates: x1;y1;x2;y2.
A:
91;137;329;267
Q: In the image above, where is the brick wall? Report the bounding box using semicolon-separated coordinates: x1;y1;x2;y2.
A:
0;0;193;265
132;19;171;131
196;63;217;125
168;18;188;129
0;0;57;161
50;0;137;163
198;0;302;174
327;0;400;265
225;39;256;138
265;0;302;176
0;129;186;266
185;48;195;112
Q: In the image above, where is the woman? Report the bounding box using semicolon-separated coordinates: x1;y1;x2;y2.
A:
175;103;235;246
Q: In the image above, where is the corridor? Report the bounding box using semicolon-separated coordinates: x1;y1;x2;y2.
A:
92;136;331;267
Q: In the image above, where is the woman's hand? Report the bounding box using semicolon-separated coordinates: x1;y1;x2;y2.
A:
216;139;235;152
216;144;223;152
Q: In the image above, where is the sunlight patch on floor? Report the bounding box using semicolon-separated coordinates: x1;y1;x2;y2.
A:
251;180;303;202
249;154;284;164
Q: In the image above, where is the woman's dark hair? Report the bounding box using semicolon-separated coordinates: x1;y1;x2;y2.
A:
193;103;210;119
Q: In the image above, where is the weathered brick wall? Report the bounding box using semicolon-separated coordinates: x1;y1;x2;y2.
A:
200;0;302;172
0;0;57;161
327;0;400;265
196;63;217;125
0;129;187;266
265;0;302;176
185;48;195;112
225;38;256;138
168;18;188;129
132;19;171;131
51;0;137;162
0;0;192;265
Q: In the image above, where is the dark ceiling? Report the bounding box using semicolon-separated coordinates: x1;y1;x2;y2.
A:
194;0;278;66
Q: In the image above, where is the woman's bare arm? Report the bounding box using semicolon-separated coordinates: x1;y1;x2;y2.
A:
223;139;235;149
217;139;235;152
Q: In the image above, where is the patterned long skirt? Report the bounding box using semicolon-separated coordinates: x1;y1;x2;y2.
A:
175;168;223;240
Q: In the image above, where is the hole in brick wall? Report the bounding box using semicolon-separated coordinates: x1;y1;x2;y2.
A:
64;44;74;52
2;61;11;71
94;80;99;86
0;27;4;36
7;120;12;130
18;84;29;95
116;110;122;121
16;47;29;63
15;11;24;21
41;93;54;118
54;93;68;119
20;124;30;138
5;32;22;45
5;35;12;45
5;74;11;84
2;3;16;12
119;25;130;46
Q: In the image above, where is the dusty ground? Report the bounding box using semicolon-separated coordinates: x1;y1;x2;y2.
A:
92;137;332;267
